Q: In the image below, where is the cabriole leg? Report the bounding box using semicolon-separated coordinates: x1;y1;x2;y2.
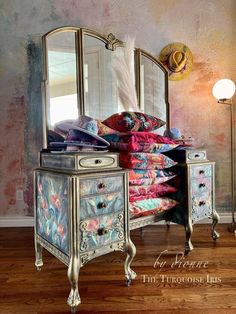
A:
185;220;194;254
124;238;136;286
67;256;81;313
35;239;43;271
211;210;220;240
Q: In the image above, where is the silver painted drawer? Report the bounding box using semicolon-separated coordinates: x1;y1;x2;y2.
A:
40;152;119;171
191;177;212;198
78;156;116;169
187;150;207;162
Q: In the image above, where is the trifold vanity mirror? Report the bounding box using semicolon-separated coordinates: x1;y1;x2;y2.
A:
42;26;169;147
35;26;219;312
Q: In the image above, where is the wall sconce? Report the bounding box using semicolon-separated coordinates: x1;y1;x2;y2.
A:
212;78;236;233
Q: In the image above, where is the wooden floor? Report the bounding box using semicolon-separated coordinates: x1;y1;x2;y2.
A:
0;224;236;314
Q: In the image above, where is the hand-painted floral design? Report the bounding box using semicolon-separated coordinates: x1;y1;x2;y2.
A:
36;173;69;255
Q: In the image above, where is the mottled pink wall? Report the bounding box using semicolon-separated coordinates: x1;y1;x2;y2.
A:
0;0;235;216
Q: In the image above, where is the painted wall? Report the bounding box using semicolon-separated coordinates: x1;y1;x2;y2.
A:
0;0;235;216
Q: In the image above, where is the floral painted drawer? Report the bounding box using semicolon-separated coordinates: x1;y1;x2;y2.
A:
191;164;212;178
80;191;124;219
191;196;212;222
80;175;123;197
79;211;124;252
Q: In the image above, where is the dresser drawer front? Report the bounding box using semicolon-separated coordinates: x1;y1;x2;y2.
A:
187;150;207;162
191;177;212;198
80;192;124;219
191;164;212;178
79;211;124;252
78;156;117;169
80;175;123;197
192;196;212;222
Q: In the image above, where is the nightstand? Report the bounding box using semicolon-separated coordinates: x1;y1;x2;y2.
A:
34;151;136;312
166;149;220;253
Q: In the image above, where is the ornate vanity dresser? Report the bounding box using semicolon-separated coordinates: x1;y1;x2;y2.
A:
34;26;219;312
35;151;136;311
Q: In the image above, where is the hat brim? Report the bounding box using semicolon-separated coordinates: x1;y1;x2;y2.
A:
159;42;193;81
54;123;110;147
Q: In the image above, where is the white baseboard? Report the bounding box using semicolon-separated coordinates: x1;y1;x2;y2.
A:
0;213;233;227
0;216;34;227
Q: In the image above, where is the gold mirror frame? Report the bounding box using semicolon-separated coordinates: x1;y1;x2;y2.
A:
42;27;169;148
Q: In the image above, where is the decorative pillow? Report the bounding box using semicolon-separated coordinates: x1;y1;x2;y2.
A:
129;176;176;186
129;183;178;202
128;169;175;181
102;132;179;153
96;120;117;136
102;111;165;132
129;197;178;219
119;152;177;170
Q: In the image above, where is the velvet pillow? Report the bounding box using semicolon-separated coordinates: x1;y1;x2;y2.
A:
102;132;179;153
102;111;165;132
119;152;177;170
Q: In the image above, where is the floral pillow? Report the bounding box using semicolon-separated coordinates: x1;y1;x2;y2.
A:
102;111;165;132
96;120;117;136
119;152;177;170
129;197;178;219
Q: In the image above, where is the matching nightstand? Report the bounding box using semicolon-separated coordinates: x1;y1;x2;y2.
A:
34;152;136;312
166;149;220;253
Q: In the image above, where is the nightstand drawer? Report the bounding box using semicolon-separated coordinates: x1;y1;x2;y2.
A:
191;177;212;197
79;156;117;169
187;150;207;162
80;192;124;219
80;175;123;197
192;197;212;222
191;164;212;178
79;211;124;252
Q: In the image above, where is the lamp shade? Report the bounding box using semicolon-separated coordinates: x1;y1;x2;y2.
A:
212;79;236;100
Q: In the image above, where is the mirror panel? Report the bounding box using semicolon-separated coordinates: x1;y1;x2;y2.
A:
45;30;79;130
42;27;170;146
140;51;168;134
83;34;124;120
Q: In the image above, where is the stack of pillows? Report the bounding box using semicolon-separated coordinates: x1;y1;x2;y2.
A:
100;111;179;219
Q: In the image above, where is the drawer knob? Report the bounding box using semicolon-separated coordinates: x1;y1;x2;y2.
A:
94;159;102;164
199;183;206;188
98;183;106;189
199;170;205;175
199;201;206;206
195;154;200;158
97;227;109;236
97;202;107;209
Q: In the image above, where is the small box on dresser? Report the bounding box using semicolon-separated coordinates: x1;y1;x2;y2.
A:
34;151;136;312
165;149;220;253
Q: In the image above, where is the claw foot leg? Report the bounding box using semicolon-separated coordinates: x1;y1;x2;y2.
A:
211;210;220;240
35;240;43;271
67;256;81;312
124;238;136;286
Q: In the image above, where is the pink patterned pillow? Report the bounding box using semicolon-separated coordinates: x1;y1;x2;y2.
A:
103;111;165;132
129;183;177;202
119;152;177;169
129;197;178;219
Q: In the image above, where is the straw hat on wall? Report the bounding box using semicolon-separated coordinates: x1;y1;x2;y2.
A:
159;42;193;81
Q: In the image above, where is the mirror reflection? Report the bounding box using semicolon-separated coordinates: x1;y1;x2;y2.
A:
46;31;79;129
140;53;167;134
83;34;124;120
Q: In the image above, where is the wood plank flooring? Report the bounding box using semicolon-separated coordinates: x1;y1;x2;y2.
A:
0;224;236;313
